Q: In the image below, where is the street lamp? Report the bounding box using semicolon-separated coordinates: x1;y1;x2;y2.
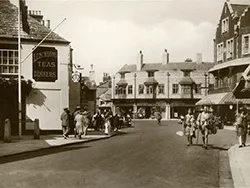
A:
204;73;208;96
133;73;137;119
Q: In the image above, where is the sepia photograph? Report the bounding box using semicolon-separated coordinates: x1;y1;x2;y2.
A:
0;0;250;187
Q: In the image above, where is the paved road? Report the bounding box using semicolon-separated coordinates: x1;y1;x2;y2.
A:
0;120;236;188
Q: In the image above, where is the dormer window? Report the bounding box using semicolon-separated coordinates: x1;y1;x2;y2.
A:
221;17;229;33
183;71;190;77
148;71;154;77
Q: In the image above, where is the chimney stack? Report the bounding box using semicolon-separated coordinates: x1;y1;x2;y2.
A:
137;50;144;71
89;64;95;81
29;10;44;23
196;53;203;64
46;20;50;29
164;49;169;64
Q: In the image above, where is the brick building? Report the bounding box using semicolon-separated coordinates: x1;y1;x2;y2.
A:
196;1;250;122
112;51;214;119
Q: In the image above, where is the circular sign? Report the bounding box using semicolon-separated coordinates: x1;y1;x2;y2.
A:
72;72;80;83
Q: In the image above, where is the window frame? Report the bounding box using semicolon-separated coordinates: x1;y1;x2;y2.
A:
217;42;224;62
226;38;234;59
128;85;133;94
242;34;250;55
146;85;153;94
172;84;179;94
138;84;144;94
148;71;155;78
0;49;18;75
158;84;165;94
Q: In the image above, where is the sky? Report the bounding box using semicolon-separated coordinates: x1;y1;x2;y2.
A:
24;0;250;84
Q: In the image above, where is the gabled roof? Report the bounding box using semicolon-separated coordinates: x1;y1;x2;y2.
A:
0;0;69;44
118;64;137;73
231;4;250;16
179;77;195;85
141;63;163;71
96;81;111;98
99;88;111;101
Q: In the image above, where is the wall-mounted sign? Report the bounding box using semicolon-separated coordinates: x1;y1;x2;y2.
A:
72;72;81;83
33;47;58;82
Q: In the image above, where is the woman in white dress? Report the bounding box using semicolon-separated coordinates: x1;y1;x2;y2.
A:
74;111;84;139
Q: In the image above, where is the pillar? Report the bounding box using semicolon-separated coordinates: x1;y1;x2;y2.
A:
133;104;137;119
33;119;40;139
4;119;11;143
165;103;170;120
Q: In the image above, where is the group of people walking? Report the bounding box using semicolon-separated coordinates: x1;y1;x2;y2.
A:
182;106;250;149
60;107;122;139
182;107;218;149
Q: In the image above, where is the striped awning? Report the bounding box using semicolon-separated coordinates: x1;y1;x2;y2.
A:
195;93;227;105
219;92;250;104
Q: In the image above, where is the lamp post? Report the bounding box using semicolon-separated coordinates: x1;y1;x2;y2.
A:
204;73;208;96
133;73;137;119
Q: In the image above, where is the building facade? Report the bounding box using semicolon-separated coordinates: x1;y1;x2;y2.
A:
197;1;250;122
112;51;214;119
0;0;71;132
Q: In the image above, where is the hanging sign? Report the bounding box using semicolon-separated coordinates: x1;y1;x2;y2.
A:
72;72;81;83
33;47;58;82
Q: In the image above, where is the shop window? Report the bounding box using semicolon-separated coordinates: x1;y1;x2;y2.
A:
146;85;153;94
0;49;18;75
172;84;179;94
242;34;250;55
128;85;133;94
138;84;144;94
158;84;164;94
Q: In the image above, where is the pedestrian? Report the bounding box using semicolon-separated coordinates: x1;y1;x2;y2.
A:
235;107;248;148
74;110;84;139
196;106;211;149
104;111;112;135
82;108;91;136
154;110;162;126
93;110;103;131
73;106;81;137
60;108;70;139
183;108;196;146
113;113;120;132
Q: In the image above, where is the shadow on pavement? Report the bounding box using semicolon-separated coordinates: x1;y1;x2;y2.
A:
191;144;229;151
0;145;91;165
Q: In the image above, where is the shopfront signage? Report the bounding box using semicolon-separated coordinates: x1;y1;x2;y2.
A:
33;47;58;82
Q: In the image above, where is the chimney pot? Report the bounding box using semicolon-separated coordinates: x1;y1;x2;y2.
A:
46;20;50;29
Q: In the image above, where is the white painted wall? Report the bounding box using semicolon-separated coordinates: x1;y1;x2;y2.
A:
22;42;70;130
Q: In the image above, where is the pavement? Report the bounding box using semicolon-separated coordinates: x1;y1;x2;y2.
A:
0;130;117;158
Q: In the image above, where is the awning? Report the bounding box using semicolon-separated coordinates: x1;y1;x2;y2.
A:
179;77;195;85
219;92;250;104
233;64;250;98
116;79;128;86
144;78;158;85
195;93;227;105
209;57;250;72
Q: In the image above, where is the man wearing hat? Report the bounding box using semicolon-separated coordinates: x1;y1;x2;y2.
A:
60;107;70;139
235;107;248;148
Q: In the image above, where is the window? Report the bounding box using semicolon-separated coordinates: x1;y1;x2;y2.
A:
172;84;179;94
242;34;250;55
120;73;125;79
148;72;154;78
115;86;118;94
138;84;144;94
183;85;191;94
221;17;229;33
146;85;153;94
195;84;201;94
122;86;126;94
0;49;18;74
217;43;224;62
128;85;133;94
158;84;164;94
226;38;234;59
183;71;190;77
